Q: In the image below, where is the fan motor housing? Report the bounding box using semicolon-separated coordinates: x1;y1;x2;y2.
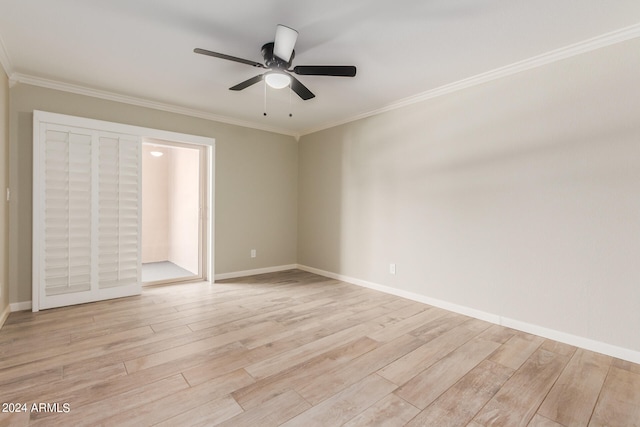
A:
261;42;294;69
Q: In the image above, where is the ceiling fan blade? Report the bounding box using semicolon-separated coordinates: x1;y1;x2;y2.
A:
273;24;298;62
289;75;315;100
293;65;357;77
194;48;265;68
229;74;264;91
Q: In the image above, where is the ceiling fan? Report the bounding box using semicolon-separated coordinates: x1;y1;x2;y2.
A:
194;24;356;100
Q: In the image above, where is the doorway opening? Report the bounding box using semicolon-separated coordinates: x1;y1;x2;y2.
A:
141;138;209;285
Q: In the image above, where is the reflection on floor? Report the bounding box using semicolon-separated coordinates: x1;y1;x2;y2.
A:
142;261;196;283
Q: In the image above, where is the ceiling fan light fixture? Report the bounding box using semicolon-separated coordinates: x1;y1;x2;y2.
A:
264;72;291;89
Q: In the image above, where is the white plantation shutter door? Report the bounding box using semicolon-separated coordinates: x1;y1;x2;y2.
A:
34;121;142;310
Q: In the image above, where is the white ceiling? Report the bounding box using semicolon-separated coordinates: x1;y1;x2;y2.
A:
1;1;639;136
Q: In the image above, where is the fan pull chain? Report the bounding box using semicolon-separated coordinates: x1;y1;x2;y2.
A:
263;81;267;116
289;85;292;117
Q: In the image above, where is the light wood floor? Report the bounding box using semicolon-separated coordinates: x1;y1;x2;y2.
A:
1;270;639;426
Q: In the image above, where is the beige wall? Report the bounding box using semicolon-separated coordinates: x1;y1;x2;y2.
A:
298;38;640;354
0;67;8;323
9;84;298;304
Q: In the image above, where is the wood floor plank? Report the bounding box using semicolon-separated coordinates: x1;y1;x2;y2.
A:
476;324;518;344
124;321;279;373
29;374;190;426
0;332;71;359
540;338;577;357
180;329;346;389
407;311;469;341
378;319;487;386
404;359;513;427
147;304;244;333
589;366;640;427
0;324;191;387
244;322;383;379
154;395;243;427
101;369;254;426
342;394;420;427
0;410;30;427
537;348;612;426
184;303;291;333
272;293;376;325
215;389;310;427
489;332;545;370
2;363;128;406
473;348;570;426
367;306;448;343
240;298;384;350
395;336;501;409
613;357;640;375
294;333;424;405
281;374;397;426
14;342;242;414
527;414;566;427
0;327;173;387
42;325;193;378
0;325;154;370
0;367;63;400
231;336;379;410
179;340;288;385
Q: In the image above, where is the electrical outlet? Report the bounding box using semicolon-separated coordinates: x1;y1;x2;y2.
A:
251;249;257;258
389;263;396;275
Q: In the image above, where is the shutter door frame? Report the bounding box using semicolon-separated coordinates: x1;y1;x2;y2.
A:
32;111;215;312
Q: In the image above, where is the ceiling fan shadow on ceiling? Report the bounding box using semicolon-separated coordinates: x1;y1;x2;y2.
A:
194;24;357;103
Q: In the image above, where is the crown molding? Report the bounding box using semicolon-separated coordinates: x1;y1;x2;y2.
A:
300;22;640;136
10;73;300;138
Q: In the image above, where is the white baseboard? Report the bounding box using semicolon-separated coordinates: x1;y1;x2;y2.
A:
10;301;32;312
0;304;10;329
297;264;640;365
214;264;298;281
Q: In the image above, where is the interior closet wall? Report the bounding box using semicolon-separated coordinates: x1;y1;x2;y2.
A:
142;144;200;275
168;146;200;274
141;144;170;263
